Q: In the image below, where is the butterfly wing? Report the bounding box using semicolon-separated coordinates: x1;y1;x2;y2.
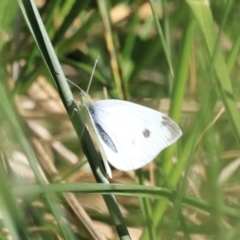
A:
90;99;182;171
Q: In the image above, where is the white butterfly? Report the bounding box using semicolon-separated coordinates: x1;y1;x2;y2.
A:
79;92;182;178
72;59;182;178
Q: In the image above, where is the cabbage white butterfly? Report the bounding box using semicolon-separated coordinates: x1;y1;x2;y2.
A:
72;60;182;178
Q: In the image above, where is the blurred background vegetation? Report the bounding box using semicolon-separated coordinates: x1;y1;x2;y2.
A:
1;0;240;239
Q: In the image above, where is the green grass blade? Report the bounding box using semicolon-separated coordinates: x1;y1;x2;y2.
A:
187;0;240;145
149;0;174;76
12;182;240;219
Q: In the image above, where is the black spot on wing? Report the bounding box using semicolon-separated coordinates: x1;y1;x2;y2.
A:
143;129;151;138
95;123;118;153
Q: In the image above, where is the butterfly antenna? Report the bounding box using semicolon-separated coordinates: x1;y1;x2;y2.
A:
66;78;84;93
86;56;100;94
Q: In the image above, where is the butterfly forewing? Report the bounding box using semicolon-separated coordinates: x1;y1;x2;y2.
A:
90;100;182;171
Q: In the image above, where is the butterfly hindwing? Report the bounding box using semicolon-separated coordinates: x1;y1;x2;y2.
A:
80;102;113;177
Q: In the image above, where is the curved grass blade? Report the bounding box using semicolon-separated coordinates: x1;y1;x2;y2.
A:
187;0;240;145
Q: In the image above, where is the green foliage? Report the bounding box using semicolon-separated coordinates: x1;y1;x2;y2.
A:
1;0;240;239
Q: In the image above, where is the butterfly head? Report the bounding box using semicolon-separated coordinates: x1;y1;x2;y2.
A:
80;91;93;108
